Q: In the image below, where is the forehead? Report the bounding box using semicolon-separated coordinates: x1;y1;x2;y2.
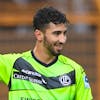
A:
45;22;67;32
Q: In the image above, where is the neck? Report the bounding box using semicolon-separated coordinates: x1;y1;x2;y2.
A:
33;43;56;64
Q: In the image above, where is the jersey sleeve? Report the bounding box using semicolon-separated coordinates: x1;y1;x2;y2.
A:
0;53;21;85
75;66;93;100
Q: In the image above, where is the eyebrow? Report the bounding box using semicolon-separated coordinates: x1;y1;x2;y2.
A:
52;30;68;35
52;31;62;34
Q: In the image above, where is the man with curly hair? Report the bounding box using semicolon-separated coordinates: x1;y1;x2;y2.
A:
0;7;93;100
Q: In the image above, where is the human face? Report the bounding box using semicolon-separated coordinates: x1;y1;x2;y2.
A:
43;22;68;56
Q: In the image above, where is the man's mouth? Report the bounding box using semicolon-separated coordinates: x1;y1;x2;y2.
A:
55;44;63;50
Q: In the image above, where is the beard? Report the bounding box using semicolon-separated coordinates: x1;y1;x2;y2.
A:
43;35;63;56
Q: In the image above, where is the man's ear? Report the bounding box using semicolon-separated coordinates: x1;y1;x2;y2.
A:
34;29;43;41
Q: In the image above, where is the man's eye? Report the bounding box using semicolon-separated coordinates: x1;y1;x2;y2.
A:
53;31;61;35
64;31;68;35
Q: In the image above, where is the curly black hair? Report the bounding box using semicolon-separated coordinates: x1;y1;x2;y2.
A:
33;7;70;32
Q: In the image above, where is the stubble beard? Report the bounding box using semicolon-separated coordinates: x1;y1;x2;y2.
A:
43;36;61;57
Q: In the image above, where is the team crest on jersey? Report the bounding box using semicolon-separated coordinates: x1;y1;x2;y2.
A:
59;74;72;86
83;75;90;88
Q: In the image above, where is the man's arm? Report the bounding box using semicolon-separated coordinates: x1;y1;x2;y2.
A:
0;53;21;85
75;66;93;100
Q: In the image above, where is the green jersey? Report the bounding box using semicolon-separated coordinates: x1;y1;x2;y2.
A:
0;51;93;100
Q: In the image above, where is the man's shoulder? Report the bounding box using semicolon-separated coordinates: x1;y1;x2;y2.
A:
58;55;83;70
0;50;31;62
13;50;32;60
10;50;31;58
58;54;76;64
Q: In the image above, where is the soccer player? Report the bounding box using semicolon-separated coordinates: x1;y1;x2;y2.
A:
0;7;93;100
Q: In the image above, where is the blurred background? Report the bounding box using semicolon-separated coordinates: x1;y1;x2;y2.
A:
0;0;100;100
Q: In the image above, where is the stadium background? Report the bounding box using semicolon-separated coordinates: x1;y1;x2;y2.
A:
0;0;100;100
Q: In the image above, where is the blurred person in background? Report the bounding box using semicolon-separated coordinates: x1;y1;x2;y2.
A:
0;7;93;100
